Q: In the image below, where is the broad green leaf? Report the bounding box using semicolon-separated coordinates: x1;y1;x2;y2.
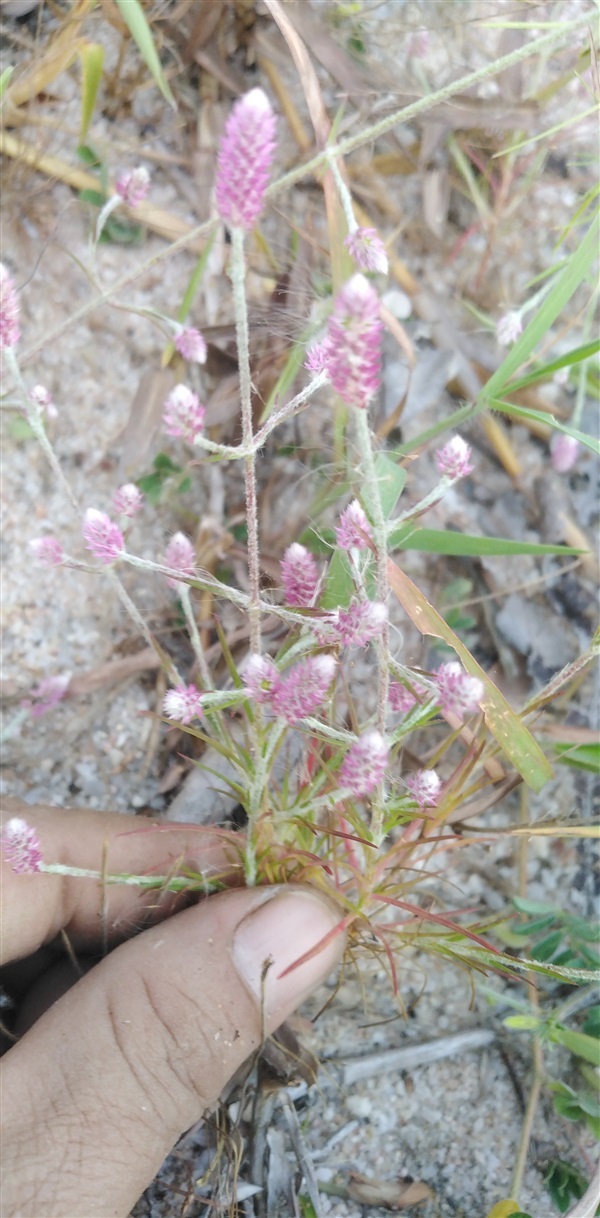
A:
387;559;554;791
387;525;584;558
78;42;104;143
481;211;600;402
490;399;600;457
362;453;406;520
555;742;600;774
321;549;354;611
550;1027;600;1066
114;0;175;108
502;338;600;393
513;896;557;915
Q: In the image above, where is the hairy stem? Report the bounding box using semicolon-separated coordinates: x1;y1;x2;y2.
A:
179;584;213;690
230;226;261;657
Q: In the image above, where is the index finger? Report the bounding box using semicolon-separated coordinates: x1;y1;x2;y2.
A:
0;799;243;965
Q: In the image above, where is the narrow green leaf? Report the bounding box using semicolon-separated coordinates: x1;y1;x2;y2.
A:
490;399;600;457
79;42;105;143
321;549;354;611
388;526;584;558
550;1026;600;1066
555;742;600;774
387;559;554;791
362;453;406;520
502;338;600;393
531;929;563;961
481;212;600;402
114;0;175;108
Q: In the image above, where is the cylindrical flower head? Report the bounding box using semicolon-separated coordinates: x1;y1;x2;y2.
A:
215;88;276;231
163;684;204;724
163;384;206;443
1;817;42;873
335;499;372;550
280;543;320;607
82;509;124;565
271;655;336;724
243;654;279;704
340;730;389;798
435;434;474;479
550;432;579;473
344;228;388;275
434;661;483;720
331;599;387;648
405;769;441;807
113;483;144;518
174;326;207;364
163;532;196;588
115;166;150;208
0;263;20;350
326;274;383;411
29;536;65;567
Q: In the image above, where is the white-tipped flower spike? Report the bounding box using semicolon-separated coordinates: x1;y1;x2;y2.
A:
271;655;337;725
496;311;523;347
82;509;124;565
340;730;390;798
1;817;42;874
163;384;206;443
174;326;207;364
243;654;278;704
335;499;372;550
331;599;387;648
280;543;320;607
405;769;442;807
163;684;204;725
0;262;20;349
325;274;383;411
435;434;474;480
434;661;484;720
163;532;196;589
115;166;150;208
215;87;277;231
304;335;333;377
113;483;144;518
29;536;65;567
550;432;579;473
29;384;58;419
344;227;388;275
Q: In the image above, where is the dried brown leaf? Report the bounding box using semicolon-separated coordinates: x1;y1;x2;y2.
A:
347;1172;434;1209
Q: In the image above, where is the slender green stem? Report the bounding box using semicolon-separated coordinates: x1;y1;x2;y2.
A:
230;226;261;657
107;570;182;685
39;862;220;892
327;153;357;233
179;584;213;690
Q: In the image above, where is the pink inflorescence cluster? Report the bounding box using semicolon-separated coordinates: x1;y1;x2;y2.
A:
29;536;65;567
316;274;383;412
435;435;474;480
30;384;58;419
113;483;144;518
280;543;320;607
0;263;20;350
215;88;277;231
174;326;207;364
405;769;441;807
163;384;206;443
244;654;336;725
115;166;150;208
329;599;387;648
163;533;196;588
388;681;423;715
82;509;124;565
340;731;390;798
344;227;388;275
550;432;579;473
163;684;204;724
434;661;483;720
335;500;372;550
1;817;42;874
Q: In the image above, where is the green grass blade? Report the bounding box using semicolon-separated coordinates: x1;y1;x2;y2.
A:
0;66;14;103
79;42;105;143
387;558;554;791
481;211;600;402
114;0;175;108
490;399;600;456
554;743;600;774
502;338;600;393
387;526;585;558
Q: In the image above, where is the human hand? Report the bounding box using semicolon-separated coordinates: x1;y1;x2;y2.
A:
1;803;343;1218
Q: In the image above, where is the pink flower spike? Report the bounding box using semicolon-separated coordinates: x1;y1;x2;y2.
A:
305;335;333;377
271;655;337;725
115;166;150;208
0;263;20;350
163;383;206;443
82;509;124;565
29;384;58;419
405;769;441;808
434;661;483;720
163;532;196;588
243;654;278;704
174;326;207;365
113;483;144;518
335;499;372;550
163;684;204;725
280;543;320;607
340;730;389;798
332;599;387;648
496;311;523;347
435;434;474;480
550;432;579;473
345;228;388;275
23;673;71;719
389;682;419;714
29;536;65;567
215;87;277;231
326;273;383;411
1;817;42;874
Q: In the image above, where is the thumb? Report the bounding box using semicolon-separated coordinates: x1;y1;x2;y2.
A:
2;886;343;1218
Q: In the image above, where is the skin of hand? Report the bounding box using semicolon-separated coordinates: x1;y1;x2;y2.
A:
0;803;344;1218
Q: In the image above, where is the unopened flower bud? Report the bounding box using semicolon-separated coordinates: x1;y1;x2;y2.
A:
113;483;144;518
344;227;388;275
550;432;579;473
29;384;58;419
82;509;124;565
435;435;474;480
174;326;207;364
115;166;150;208
163;532;196;588
496;311;523;347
